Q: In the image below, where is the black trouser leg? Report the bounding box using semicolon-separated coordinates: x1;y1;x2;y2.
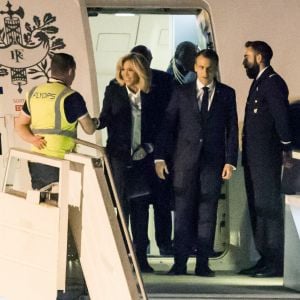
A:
196;164;222;267
243;163;257;232
28;162;59;190
109;157;130;224
130;198;150;264
152;177;173;250
173;173;198;268
248;161;283;269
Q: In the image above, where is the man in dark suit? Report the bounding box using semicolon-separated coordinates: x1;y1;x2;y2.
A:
155;49;238;276
241;41;292;277
131;45;174;255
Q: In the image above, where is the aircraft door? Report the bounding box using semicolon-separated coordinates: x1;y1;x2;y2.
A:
87;8;231;264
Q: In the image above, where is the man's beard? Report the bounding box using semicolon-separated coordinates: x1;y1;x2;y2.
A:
245;62;259;79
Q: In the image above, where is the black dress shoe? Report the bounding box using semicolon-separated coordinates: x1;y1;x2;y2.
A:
195;265;215;277
238;258;266;275
252;266;283;278
167;264;187;275
238;265;264;276
139;262;154;273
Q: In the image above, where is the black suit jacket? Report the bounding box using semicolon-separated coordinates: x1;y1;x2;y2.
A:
150;69;173;136
242;66;291;166
99;80;157;162
155;80;238;187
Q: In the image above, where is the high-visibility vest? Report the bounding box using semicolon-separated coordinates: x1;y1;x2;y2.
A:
27;82;77;158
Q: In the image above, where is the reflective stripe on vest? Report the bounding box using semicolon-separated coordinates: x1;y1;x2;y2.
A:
31;86;77;138
27;82;77;158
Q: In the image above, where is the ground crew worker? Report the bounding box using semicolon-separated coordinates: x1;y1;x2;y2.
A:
15;52;98;189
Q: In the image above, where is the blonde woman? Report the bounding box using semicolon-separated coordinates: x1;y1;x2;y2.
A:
97;53;155;272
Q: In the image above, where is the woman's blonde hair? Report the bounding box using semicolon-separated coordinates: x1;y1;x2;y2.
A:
116;53;151;93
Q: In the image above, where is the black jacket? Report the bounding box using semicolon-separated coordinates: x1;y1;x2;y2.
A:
242;66;291;166
99;80;157;162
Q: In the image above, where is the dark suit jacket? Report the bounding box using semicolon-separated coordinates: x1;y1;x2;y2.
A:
150;69;173;135
150;69;174;159
99;80;157;162
151;69;173;108
155;80;238;187
242;66;291;166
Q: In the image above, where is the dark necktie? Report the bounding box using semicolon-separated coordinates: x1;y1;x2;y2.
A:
201;86;209;122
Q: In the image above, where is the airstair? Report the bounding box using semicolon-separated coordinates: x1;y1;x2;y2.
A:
1;146;300;300
0;143;147;300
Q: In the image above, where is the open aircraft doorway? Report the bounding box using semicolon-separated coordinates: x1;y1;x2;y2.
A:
87;7;229;259
86;4;300;300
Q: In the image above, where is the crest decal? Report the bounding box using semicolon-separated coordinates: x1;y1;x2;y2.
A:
0;1;66;93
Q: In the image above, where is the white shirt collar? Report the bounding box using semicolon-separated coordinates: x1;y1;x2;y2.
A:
49;77;65;84
256;66;269;80
126;86;141;108
196;79;215;93
196;79;216;110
